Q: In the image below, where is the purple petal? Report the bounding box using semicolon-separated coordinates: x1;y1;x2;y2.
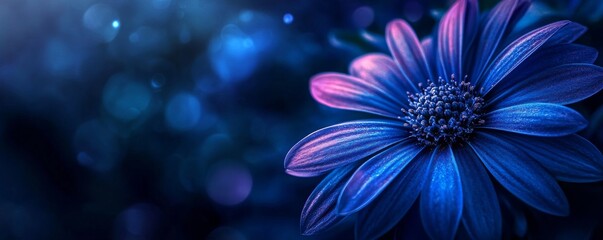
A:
284;120;407;177
478;21;585;94
337;139;424;214
480;103;587;137
469;131;569;216
355;150;431;240
493;132;603;183
488;64;603;108
471;0;529;81
349;53;417;103
437;0;478;79
300;163;357;235
310;73;404;118
386;19;433;85
453;146;501;240
420;145;463;240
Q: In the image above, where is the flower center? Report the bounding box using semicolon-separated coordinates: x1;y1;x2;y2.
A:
401;75;485;146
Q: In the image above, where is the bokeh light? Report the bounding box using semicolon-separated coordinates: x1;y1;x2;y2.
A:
83;4;121;42
206;162;253;206
102;73;152;121
165;93;202;131
283;13;294;25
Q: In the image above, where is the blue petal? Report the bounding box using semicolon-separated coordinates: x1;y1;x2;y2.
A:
337;139;424;215
491;131;603;183
285;120;407;177
488;64;603;108
300;164;357;235
310;73;406;118
420;146;463;240
480;103;587;137
386;19;433;86
469;131;569;216
453;146;501;240
349;53;417;102
487;44;598;102
478;21;585;94
421;37;435;74
472;0;529;81
355;151;432;240
437;0;479;79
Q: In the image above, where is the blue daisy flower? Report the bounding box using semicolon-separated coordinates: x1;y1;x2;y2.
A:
284;0;603;239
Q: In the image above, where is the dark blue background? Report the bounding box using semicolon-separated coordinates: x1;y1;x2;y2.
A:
0;0;602;239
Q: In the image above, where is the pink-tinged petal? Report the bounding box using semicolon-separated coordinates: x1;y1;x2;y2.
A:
300;163;357;235
386;19;433;85
437;0;479;79
478;21;585;94
337;139;424;214
310;73;404;118
285;120;407;177
349;53;417;104
471;0;530;81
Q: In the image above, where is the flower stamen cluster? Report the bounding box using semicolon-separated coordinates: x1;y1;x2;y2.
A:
401;75;485;146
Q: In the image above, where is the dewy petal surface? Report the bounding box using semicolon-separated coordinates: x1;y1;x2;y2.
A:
310;73;404;118
355;150;432;240
337;139;424;215
386;19;433;86
300;163;357;235
471;0;529;81
489;64;603;108
420;146;463;240
478;21;585;93
285;120;406;177
492;131;603;183
480;103;587;137
349;53;417;102
469;131;569;216
437;0;478;79
453;146;501;240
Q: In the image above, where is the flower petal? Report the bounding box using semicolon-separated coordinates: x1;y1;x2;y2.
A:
420;145;463;240
300;163;357;235
349;53;417;102
480;103;587;137
285;120;407;177
478;21;585;94
310;73;404;118
421;37;436;73
469;131;569;216
437;0;478;79
488;64;603;108
453;146;501;240
492;131;603;183
487;44;598;102
337;139;424;214
355;151;432;240
471;0;529;80
386;19;433;86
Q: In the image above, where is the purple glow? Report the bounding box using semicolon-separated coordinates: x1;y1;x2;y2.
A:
206;162;253;206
